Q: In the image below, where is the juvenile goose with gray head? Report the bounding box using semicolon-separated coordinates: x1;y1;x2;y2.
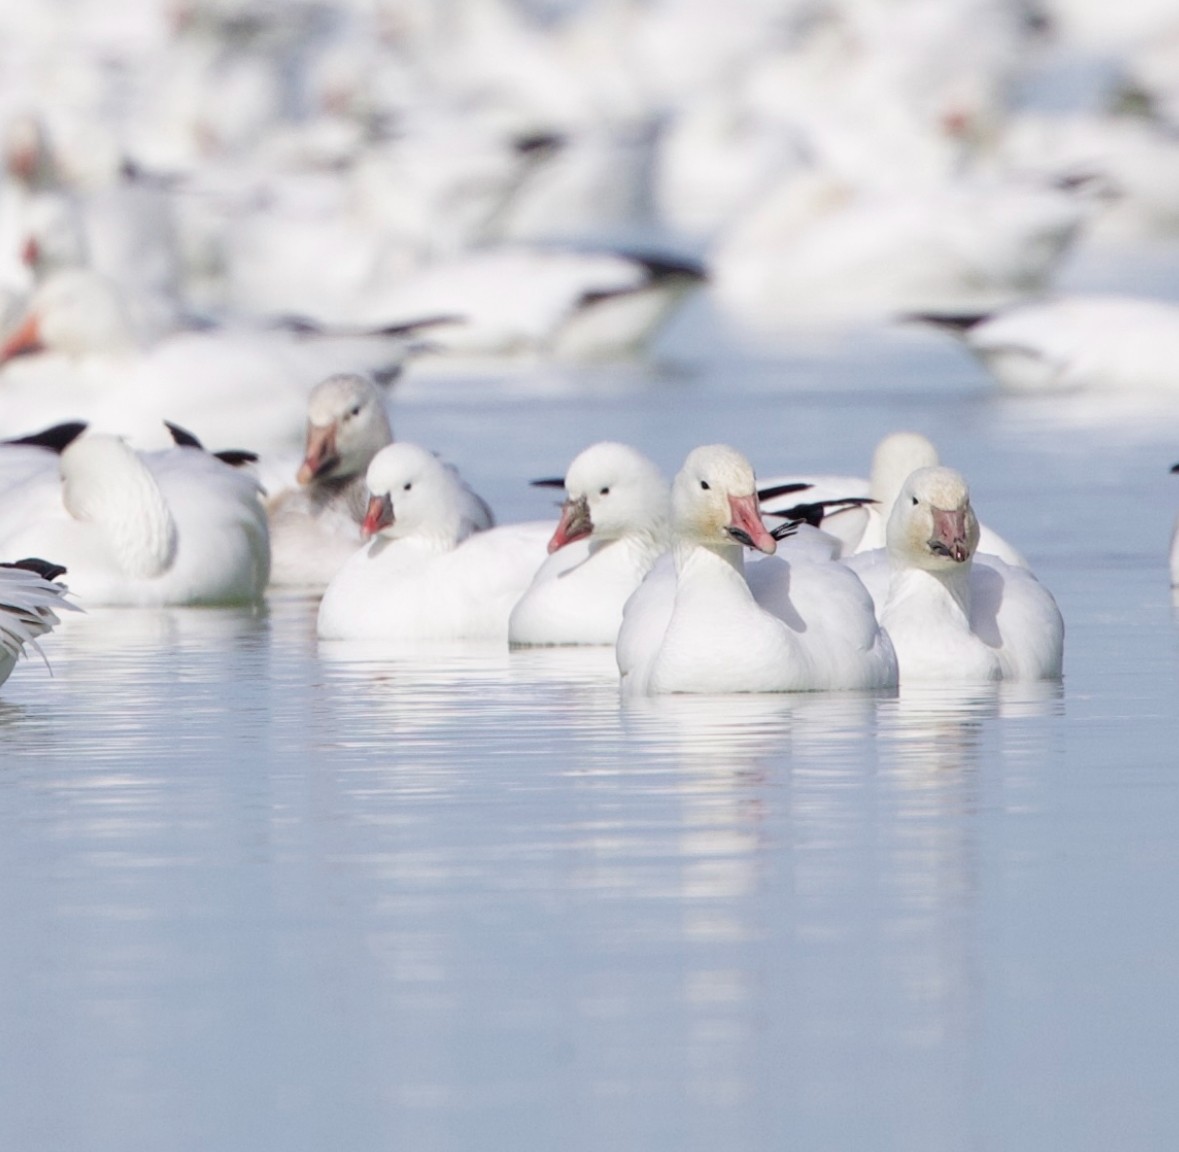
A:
267;372;494;588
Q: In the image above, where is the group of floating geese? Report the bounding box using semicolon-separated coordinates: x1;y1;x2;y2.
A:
11;0;1179;694
0;371;1065;696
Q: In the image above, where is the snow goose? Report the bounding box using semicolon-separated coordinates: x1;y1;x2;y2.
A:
349;247;706;360
711;171;1093;328
615;444;897;696
0;431;269;607
508;442;669;647
995;112;1179;244
0;268;430;455
847;466;1063;683
757;431;1026;565
266;372;493;589
317;442;550;642
912;295;1179;393
0;558;76;688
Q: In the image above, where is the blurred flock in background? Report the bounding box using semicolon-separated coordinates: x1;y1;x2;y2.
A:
0;0;1177;365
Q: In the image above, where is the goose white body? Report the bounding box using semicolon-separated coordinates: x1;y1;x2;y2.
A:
616;445;897;696
509;534;661;647
509;442;669;647
353;247;703;359
847;467;1063;682
934;295;1179;394
0;435;269;607
317;441;545;641
319;521;554;642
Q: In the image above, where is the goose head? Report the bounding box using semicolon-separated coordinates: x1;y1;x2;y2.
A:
361;442;465;544
543;441;669;553
298;372;393;485
0;269;138;362
869;431;940;511
671;444;776;554
887;466;980;571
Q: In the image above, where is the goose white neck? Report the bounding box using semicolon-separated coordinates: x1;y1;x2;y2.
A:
889;556;973;617
674;537;747;580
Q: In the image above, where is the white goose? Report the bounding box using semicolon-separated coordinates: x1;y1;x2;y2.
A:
0;268;428;455
0;558;76;688
265;373;493;589
710;172;1093;328
350;247;706;360
847;466;1064;683
913;295;1179;393
0;432;270;607
508;441;669;647
757;430;1026;565
615;444;897;696
317;442;551;642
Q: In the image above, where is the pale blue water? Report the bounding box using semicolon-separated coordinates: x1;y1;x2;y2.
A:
3;308;1179;1151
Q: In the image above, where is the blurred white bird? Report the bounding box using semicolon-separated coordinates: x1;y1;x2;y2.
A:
912;294;1179;392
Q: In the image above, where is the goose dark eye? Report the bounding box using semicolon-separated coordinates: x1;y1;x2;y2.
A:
403;482;413;491
599;487;610;496
700;480;710;491
911;496;919;505
348;405;361;418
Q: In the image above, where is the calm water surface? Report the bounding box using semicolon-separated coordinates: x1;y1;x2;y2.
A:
3;315;1179;1151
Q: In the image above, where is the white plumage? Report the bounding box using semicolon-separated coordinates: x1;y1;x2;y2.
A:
266;373;494;590
846;466;1064;682
317;441;549;642
758;430;1026;565
616;444;897;696
917;295;1179;393
0;432;270;607
509;441;669;647
0;269;425;457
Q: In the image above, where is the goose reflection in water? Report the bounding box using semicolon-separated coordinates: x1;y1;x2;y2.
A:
879;679;1064;776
